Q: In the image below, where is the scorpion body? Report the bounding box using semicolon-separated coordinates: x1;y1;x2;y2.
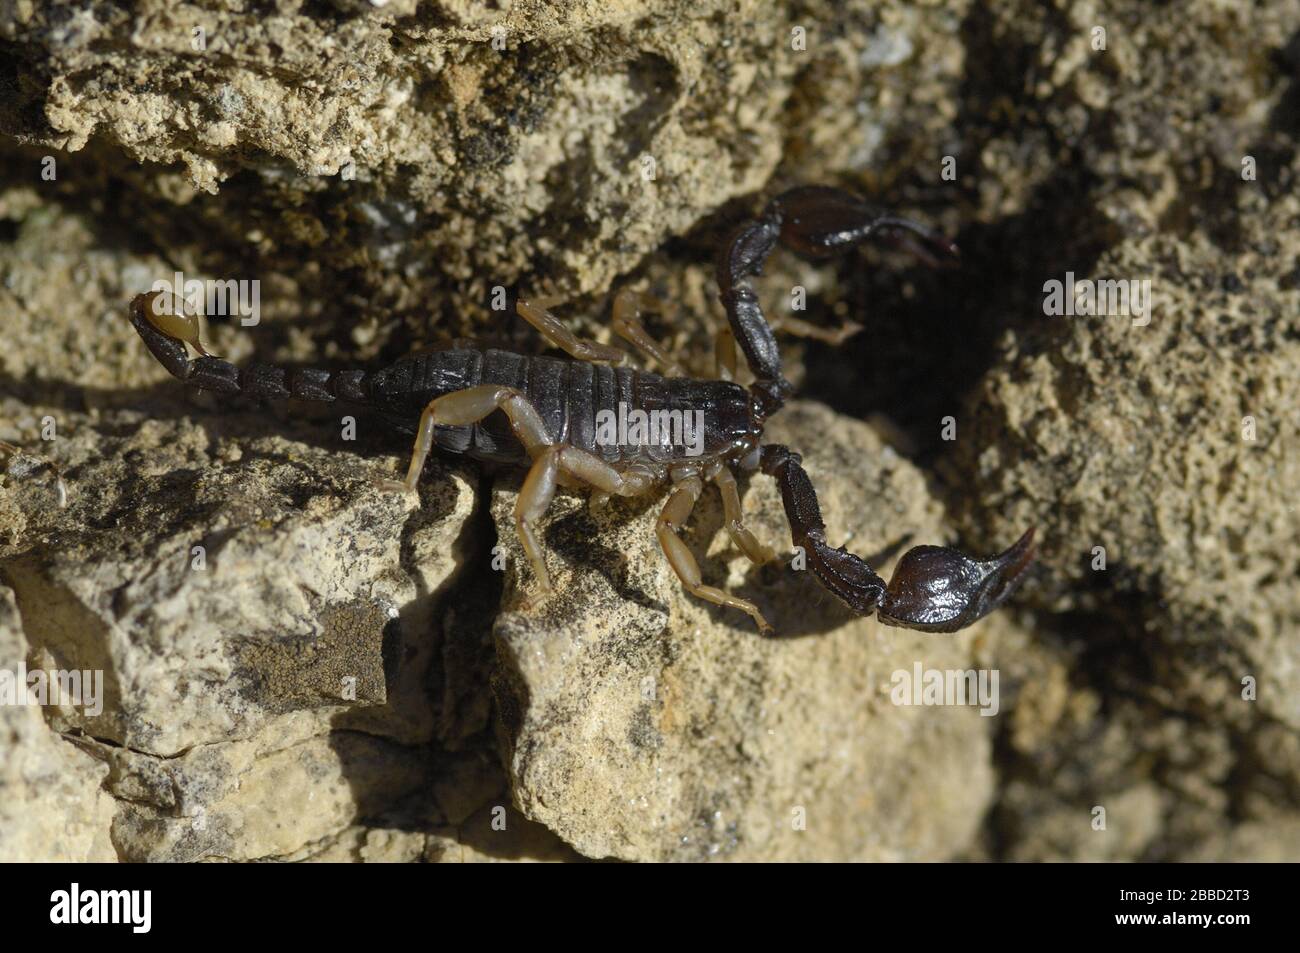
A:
129;185;1035;635
365;347;759;469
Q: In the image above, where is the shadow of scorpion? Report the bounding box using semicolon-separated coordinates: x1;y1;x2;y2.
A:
128;184;1035;636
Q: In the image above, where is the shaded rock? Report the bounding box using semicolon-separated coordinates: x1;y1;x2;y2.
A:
0;0;966;348
945;198;1300;862
3;0;1300;865
950;206;1300;724
0;396;488;860
0;582;117;862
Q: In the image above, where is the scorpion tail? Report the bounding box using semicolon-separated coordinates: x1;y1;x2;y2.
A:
760;444;1035;633
129;291;369;404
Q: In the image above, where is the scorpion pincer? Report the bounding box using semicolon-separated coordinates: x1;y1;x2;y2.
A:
127;185;1035;635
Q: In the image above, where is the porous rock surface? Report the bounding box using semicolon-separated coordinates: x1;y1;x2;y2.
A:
491;403;998;862
2;0;1299;861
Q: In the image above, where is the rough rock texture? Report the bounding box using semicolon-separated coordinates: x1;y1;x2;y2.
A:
0;0;966;351
491;403;1000;861
2;0;1300;861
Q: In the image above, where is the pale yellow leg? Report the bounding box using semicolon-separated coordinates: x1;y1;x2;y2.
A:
584;459;659;514
769;313;863;345
656;474;772;635
712;466;775;565
515;447;560;590
379;384;553;493
517;443;659;590
611;290;684;376
556;447;655;497
713;325;737;381
380;385;664;594
516;297;627;364
515;446;656;589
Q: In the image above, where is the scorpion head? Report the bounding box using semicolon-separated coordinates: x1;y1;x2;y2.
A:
876;528;1036;633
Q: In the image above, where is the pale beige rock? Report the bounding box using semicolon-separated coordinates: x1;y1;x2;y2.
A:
0;0;965;349
1178;818;1300;863
1;402;478;860
0;584;117;862
998;783;1166;863
491;402;1002;861
3;0;1300;864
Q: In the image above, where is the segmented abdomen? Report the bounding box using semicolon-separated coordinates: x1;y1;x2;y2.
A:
366;347;756;468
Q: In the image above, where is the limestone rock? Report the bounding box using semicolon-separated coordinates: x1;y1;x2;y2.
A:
490;402;1003;861
0;583;117;862
3;0;1300;864
1;398;482;860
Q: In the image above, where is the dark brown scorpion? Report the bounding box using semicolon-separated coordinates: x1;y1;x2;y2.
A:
128;185;1035;635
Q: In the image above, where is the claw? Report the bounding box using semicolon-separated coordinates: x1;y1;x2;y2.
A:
771;185;960;267
761;444;1034;634
877;528;1036;633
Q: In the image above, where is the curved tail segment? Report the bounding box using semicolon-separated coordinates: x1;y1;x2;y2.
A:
128;291;370;403
716;185;960;420
760;444;1035;633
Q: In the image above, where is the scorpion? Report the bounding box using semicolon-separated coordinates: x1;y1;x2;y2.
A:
127;185;1035;636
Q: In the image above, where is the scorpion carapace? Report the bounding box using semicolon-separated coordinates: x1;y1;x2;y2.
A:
128;184;1035;635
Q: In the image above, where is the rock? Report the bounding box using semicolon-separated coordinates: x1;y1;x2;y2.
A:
951;209;1300;723
0;0;965;347
996;782;1166;863
3;404;474;753
0;583;117;862
942;196;1300;860
490;401;1005;861
3;0;1300;863
1179;817;1300;863
0;396;485;860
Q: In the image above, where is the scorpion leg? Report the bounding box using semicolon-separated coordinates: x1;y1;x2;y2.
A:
761;444;1034;633
380;384;554;494
382;386;656;591
516;297;627;364
381;383;559;589
517;446;655;591
518;292;685;375
769;313;863;345
515;447;561;590
711;309;858;376
657;470;773;635
611;290;685;376
711;465;775;565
